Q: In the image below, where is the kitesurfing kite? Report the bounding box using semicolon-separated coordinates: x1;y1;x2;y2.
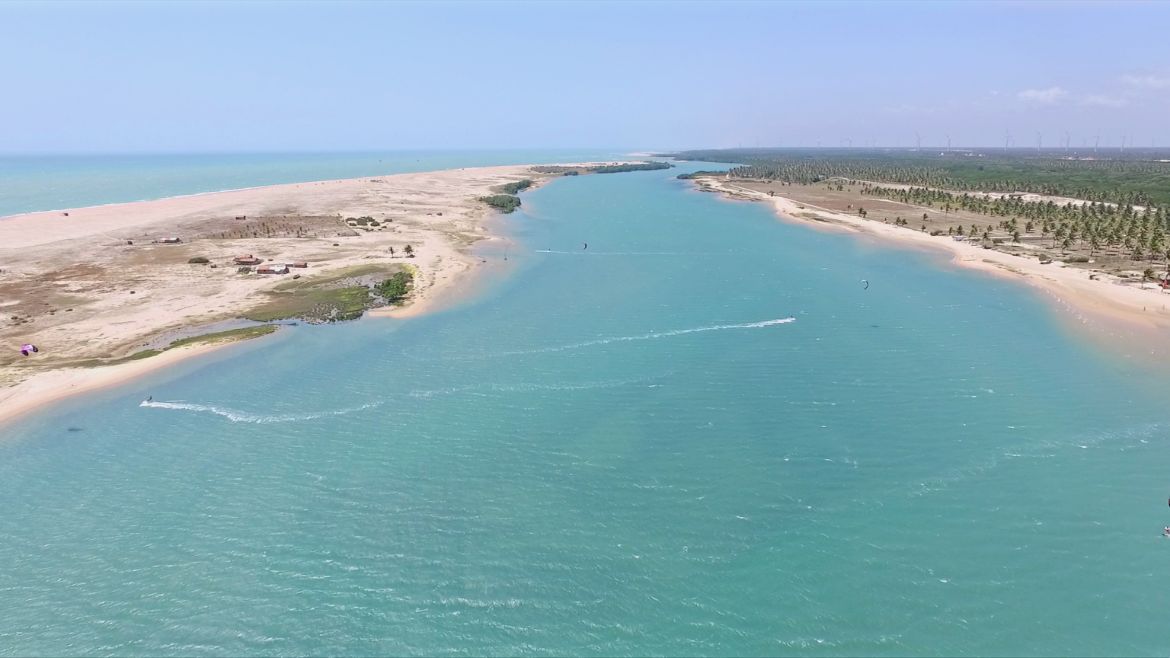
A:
583;242;588;251
20;343;38;356
861;279;869;290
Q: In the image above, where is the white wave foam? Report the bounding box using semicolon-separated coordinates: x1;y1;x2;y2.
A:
139;400;380;423
496;317;796;356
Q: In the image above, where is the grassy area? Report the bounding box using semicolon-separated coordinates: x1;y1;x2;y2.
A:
71;325;279;368
245;286;371;322
244;264;409;323
168;325;277;348
75;349;164;368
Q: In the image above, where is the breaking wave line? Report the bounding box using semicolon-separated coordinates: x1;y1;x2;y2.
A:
139;400;382;423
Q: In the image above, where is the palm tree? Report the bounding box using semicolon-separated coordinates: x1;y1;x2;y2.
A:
404;244;415;258
388;246;396;257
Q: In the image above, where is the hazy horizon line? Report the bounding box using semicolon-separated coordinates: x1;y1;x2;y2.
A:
2;145;1169;158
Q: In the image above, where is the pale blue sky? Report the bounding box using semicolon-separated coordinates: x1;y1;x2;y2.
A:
2;1;1168;152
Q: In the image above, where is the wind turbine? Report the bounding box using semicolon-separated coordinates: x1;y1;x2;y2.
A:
914;131;921;151
1036;132;1042;152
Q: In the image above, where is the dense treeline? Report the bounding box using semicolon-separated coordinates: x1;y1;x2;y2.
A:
497;179;534;195
480;194;521;213
590;161;673;174
670;149;1170;207
860;183;1170;260
534;161;674;176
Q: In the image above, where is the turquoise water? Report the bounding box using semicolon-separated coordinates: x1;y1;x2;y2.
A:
2;162;1169;655
0;150;619;217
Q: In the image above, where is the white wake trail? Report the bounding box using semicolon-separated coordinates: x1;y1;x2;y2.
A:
139;400;381;423
408;374;671;400
495;317;796;356
533;249;689;256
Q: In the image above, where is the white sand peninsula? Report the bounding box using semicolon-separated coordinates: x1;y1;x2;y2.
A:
700;178;1170;344
0;164;587;424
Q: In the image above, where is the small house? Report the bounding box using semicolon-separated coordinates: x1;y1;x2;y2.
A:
161;237;182;244
289;262;308;268
233;255;263;266
257;264;290;275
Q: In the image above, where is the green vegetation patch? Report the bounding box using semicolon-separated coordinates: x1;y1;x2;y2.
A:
481;194;522;213
73;326;279;368
496;179;534;195
75;349;164;368
374;271;413;304
346;215;382;227
245;264;412;323
245;286;371;323
589;161;673;174
168;325;277;349
531;162;673;176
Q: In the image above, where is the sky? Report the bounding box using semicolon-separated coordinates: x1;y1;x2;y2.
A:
2;0;1168;153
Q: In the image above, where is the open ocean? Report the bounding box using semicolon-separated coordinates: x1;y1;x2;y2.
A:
1;154;1168;655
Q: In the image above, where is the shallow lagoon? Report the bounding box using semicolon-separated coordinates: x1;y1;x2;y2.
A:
2;161;1168;655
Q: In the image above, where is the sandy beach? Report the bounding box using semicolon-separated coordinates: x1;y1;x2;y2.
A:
0;163;617;427
698;178;1170;343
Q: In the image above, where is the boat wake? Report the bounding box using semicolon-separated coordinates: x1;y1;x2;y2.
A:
139;400;381;423
494;317;796;356
534;249;690;256
408;374;669;400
